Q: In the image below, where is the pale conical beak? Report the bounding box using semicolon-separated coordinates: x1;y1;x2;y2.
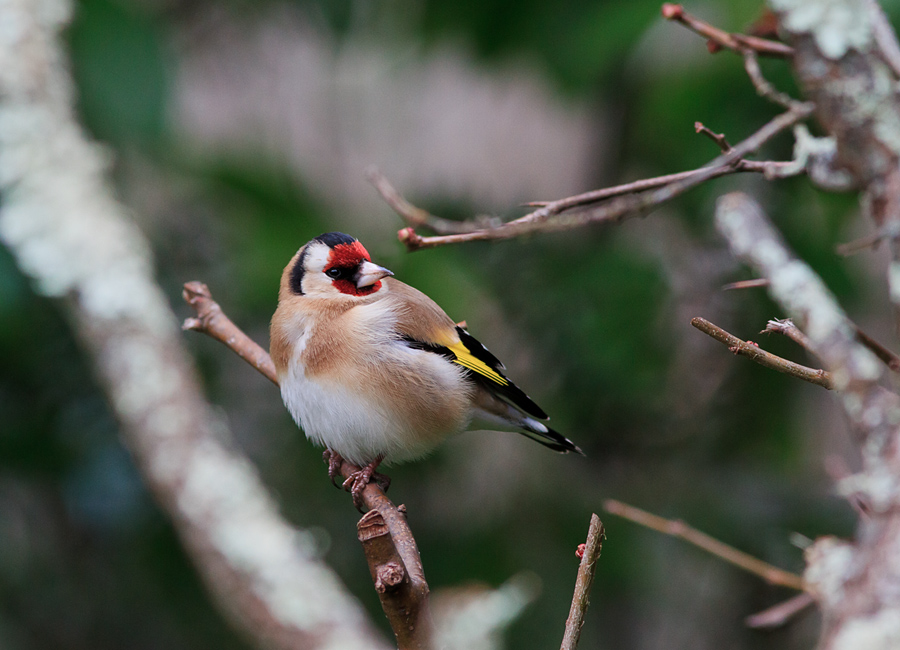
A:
355;260;394;288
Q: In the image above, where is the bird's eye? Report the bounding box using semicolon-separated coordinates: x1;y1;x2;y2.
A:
326;267;345;279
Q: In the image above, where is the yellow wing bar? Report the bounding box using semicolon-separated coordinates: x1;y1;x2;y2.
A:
445;340;509;386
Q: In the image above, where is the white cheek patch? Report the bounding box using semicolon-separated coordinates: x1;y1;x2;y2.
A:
304;244;331;272
300;244;337;295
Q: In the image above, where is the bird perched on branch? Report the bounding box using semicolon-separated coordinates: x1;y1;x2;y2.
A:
270;232;581;506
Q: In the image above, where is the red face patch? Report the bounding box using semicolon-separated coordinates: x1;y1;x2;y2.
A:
328;241;370;267
325;242;382;296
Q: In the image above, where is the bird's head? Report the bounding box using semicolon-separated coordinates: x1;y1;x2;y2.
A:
285;232;394;299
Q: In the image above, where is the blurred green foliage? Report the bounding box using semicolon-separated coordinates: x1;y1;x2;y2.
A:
0;0;877;648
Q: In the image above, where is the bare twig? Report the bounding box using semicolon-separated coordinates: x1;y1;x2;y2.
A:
183;282;278;384
763;318;815;354
691;317;833;389
661;5;802;109
835;230;887;256
745;592;815;628
381;160;794;242
366;167;495;235
517;160;793;221
604;500;806;590
764;313;900;374
182;282;434;649
742;50;802;109
560;514;605;650
722;278;769;290
660;3;794;58
695;121;732;152
388;104;812;251
853;327;900;372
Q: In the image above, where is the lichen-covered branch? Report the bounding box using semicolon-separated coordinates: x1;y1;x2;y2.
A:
0;1;388;648
715;191;900;650
771;0;900;320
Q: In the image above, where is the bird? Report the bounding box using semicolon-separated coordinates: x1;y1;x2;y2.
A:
269;232;582;506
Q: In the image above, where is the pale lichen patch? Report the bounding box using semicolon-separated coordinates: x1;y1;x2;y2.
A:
832;608;900;650
771;0;873;59
804;535;855;606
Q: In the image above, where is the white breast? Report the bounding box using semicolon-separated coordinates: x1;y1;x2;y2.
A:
278;302;472;466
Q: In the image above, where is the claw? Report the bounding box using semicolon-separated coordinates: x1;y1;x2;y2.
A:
322;449;344;488
340;455;387;511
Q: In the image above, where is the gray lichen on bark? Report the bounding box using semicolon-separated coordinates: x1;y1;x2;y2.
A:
0;0;388;648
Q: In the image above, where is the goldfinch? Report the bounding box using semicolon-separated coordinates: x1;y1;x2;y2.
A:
270;232;581;504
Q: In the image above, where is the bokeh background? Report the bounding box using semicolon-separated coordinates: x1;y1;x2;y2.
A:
2;0;891;647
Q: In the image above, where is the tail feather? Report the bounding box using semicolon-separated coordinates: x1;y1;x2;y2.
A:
519;417;584;455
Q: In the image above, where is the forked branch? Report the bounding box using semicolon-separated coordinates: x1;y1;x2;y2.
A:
380;103;811;251
691;317;833;389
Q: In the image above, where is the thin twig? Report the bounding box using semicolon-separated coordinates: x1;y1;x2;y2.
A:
835;230;886;256
182;281;434;649
742;50;802;109
516;160;792;221
695;121;732;152
389;104;812;251
854;327;900;372
660;3;794;58
762;312;900;375
722;278;769;290
382;160;794;241
745;592;815;628
604;499;806;590
183;282;278;384
560;514;605;650
661;4;802;109
762;318;815;354
691;317;833;389
366;167;496;235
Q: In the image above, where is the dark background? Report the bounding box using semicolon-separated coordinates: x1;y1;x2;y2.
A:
1;0;886;647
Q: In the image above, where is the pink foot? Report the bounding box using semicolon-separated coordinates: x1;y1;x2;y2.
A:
341;455;388;510
322;449;344;488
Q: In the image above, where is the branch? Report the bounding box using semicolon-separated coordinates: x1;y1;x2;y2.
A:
661;5;804;110
183;282;278;384
691;317;833;389
0;2;388;648
742;49;803;109
763;318;815;355
181;283;434;649
604;500;806;590
377;160;795;243
387;103;812;251
852;327;900;373
722;278;769;290
715;191;900;649
358;509;433;650
560;514;605;650
745;592;815;629
660;3;794;58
